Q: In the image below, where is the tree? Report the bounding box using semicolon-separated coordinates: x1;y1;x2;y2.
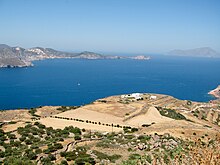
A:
74;135;82;140
60;160;68;165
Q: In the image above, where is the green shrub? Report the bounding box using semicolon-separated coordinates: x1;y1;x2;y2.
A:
4;156;36;165
37;124;46;129
74;135;82;140
138;135;151;141
27;151;37;160
25;139;33;145
60;152;66;157
28;108;40;117
41;157;54;165
157;108;187;120
8;133;16;139
145;155;152;163
0;151;5;158
75;157;95;165
93;150;121;163
131;128;138;132
48;154;56;161
35;148;42;154
8;121;17;124
124;135;135;139
60;160;68;165
96;139;112;148
54;143;63;150
129;153;141;160
142;124;151;127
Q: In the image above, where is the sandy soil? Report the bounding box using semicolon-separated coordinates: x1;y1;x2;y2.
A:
2;121;26;132
56;108;125;125
39;117;122;132
35;106;61;117
140;120;218;139
0;109;32;122
125;106;173;126
82;101;142;118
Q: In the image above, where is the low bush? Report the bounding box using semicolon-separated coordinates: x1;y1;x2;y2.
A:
157;107;187;120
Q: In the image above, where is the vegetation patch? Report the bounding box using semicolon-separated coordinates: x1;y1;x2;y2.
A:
56;106;79;112
157;107;187;120
92;150;121;163
28;108;40;117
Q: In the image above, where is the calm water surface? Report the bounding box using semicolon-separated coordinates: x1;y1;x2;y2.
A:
0;56;220;109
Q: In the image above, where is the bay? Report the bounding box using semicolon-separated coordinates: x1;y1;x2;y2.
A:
0;55;220;110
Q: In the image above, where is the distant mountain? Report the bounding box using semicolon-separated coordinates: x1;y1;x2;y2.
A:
168;47;220;57
0;44;151;68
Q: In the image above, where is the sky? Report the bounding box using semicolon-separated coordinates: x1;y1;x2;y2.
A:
0;0;220;54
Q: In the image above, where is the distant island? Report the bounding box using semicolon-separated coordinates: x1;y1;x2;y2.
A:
0;44;150;68
168;47;220;58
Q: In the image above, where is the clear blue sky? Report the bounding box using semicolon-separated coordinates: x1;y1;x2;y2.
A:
0;0;220;54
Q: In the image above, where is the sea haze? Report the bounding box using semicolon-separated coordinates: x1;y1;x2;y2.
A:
0;55;220;110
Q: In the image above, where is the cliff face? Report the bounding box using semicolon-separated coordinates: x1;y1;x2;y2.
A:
0;44;32;68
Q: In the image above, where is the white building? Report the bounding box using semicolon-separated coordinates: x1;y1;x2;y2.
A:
150;95;157;100
121;93;143;100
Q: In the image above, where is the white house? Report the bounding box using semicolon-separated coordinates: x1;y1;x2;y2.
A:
121;93;142;100
150;95;157;100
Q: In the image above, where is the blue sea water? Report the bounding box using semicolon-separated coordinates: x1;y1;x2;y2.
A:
0;55;220;110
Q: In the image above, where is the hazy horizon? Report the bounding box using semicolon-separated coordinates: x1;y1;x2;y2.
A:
0;0;220;53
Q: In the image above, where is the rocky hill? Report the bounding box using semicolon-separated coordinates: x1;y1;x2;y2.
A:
0;44;150;68
0;44;32;67
168;47;220;57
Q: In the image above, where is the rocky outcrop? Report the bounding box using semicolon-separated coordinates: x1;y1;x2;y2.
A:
209;85;220;99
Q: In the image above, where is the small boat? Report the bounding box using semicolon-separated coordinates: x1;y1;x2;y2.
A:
77;83;81;86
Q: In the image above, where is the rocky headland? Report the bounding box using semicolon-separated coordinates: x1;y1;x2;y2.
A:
209;85;220;99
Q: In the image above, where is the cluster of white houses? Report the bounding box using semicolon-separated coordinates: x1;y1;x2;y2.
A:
121;93;157;100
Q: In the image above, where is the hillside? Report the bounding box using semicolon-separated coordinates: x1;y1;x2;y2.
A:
0;93;219;164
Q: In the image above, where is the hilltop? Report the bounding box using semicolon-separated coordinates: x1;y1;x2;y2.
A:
0;44;150;68
0;93;219;164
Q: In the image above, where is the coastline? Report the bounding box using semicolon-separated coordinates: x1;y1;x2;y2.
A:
208;85;220;99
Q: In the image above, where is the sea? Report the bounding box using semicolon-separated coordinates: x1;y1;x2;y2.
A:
0;55;220;110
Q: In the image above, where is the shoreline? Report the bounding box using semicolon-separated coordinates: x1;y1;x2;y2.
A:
0;91;219;111
208;85;220;99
